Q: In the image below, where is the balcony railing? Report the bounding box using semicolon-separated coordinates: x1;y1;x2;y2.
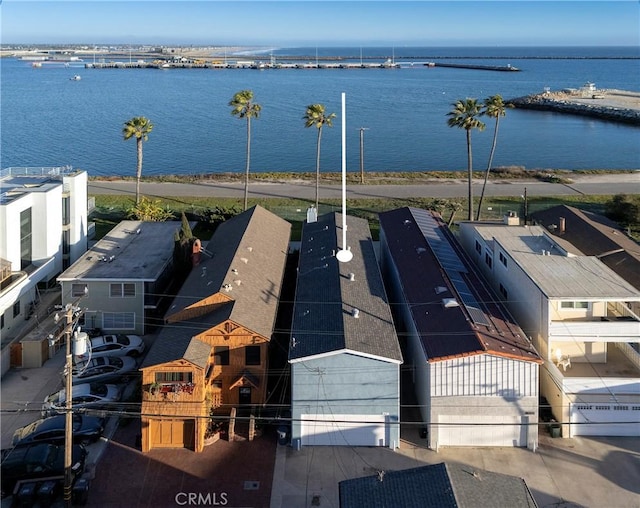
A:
550;319;640;341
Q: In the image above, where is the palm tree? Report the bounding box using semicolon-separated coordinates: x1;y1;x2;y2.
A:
447;99;485;221
476;95;513;220
303;104;336;210
229;90;261;211
123;116;153;206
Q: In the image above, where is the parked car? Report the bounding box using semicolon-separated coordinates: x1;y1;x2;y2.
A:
1;443;86;497
12;414;104;447
42;382;121;416
71;355;137;384
75;334;145;361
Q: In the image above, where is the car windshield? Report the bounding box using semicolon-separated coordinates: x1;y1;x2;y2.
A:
116;334;130;345
89;383;108;397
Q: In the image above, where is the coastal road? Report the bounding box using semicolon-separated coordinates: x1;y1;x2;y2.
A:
88;173;640;201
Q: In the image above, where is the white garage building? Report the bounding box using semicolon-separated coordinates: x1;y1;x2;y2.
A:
379;208;543;450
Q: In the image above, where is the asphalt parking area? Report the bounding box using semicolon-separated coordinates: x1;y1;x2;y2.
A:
88;419;277;508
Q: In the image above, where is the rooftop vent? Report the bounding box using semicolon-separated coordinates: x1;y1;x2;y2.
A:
416;247;427;254
231;268;238;274
222;283;232;292
348;273;355;281
240;257;248;264
352;308;360;318
442;298;459;308
434;286;447;295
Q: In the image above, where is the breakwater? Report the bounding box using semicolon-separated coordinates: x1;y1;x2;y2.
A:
428;62;519;72
509;90;640;125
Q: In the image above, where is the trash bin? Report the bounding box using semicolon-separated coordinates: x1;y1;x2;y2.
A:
72;477;90;506
16;482;37;507
37;480;58;507
549;421;561;438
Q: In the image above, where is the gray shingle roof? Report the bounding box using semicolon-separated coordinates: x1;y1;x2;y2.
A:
166;205;291;338
142;205;290;368
289;213;402;363
339;462;537;508
141;320;211;369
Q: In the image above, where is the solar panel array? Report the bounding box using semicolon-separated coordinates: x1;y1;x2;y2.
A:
410;209;490;327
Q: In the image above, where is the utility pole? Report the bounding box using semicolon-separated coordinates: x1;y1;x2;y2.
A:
358;127;369;184
55;290;86;508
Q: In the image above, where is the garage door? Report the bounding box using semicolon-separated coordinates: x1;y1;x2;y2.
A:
149;419;195;449
301;414;386;446
438;415;526;447
570;404;640;437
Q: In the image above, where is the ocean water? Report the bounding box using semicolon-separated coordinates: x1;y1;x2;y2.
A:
1;46;639;177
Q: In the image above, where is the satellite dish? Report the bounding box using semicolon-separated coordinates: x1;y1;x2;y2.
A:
336;249;353;263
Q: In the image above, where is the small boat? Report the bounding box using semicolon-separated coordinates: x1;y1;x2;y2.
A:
70;75;81;81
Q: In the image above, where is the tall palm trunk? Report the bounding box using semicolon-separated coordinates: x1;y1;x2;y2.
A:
136;137;143;205
466;129;473;221
476;116;501;221
244;116;251;211
315;127;322;210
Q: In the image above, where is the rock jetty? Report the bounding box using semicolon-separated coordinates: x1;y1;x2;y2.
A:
509;88;640;125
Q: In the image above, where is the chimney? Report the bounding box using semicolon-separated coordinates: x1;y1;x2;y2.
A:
559;217;566;234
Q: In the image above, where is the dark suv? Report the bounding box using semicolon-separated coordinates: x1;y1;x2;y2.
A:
1;442;87;497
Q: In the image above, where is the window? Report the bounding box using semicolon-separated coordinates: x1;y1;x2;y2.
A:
560;301;589;309
13;301;21;318
155;372;193;383
485;252;492;268
62;197;70;226
72;283;88;298
214;346;229;365
102;312;135;330
475;240;482;254
499;252;508;267
1;313;4;329
20;208;32;270
110;283;136;298
62;230;70;256
499;283;508;299
245;346;261;366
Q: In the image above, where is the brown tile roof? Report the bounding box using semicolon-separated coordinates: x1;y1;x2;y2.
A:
378;207;541;364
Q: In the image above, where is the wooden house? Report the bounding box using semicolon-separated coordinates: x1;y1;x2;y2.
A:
140;205;291;452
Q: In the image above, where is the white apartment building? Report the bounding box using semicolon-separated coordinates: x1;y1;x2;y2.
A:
1;166;88;375
458;221;640;438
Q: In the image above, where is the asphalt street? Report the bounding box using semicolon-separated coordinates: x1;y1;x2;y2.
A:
88;172;640;201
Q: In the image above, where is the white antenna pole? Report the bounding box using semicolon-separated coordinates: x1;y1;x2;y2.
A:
336;92;353;263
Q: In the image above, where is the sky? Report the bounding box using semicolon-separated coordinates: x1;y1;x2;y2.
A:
1;1;638;47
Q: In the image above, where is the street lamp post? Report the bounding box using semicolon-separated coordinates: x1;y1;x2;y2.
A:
358;127;369;184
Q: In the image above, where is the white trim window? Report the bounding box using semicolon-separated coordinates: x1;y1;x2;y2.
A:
560;301;589;310
72;283;88;297
110;283;136;298
103;312;135;330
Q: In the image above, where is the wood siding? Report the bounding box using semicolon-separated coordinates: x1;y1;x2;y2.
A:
141;357;215;452
195;320;269;407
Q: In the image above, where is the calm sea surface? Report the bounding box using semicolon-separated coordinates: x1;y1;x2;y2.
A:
2;46;639;177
